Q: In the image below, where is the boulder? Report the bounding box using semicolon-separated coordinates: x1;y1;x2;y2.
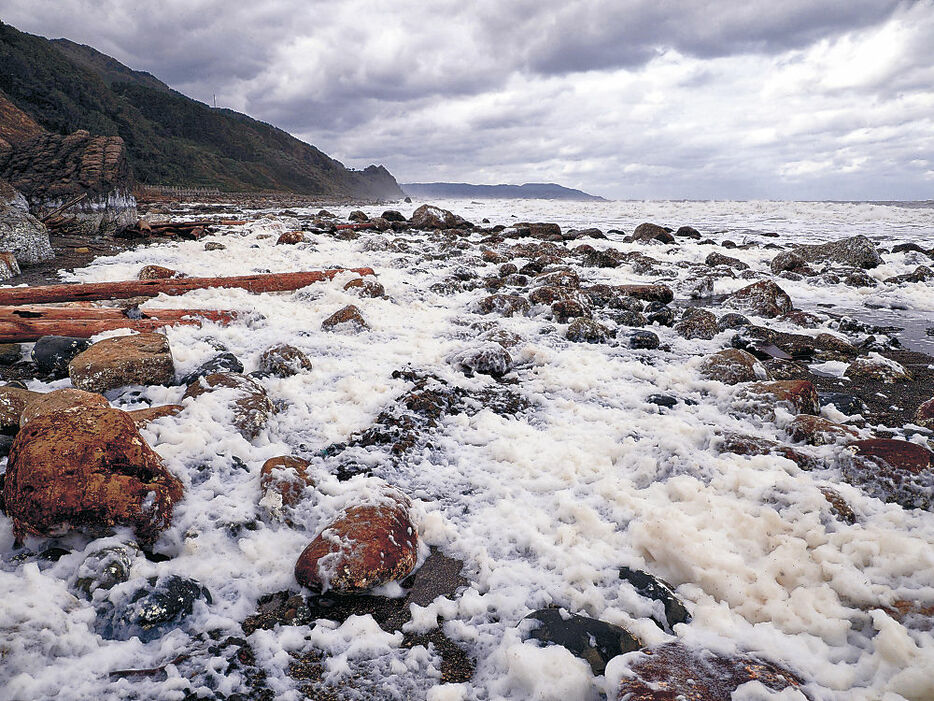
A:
786;415;859;446
181;351;243;385
533;269;580;289
567;318;612;344
260;455;313;511
183;372;274;439
137;265;180;280
551;299;590;323
127;404;184;429
631;222;674;244
343;277;385;297
770;250;810;274
674;307;718;340
522;608;642;676
723;280;793;318
844;353;912;383
674;225;701;239
704;251;748;270
698;348;765;384
517;222;562;240
0;179;53;265
474;294;531;317
716;431;818;470
294;488;418;593
410;204;464;230
69;333;175;393
793;234;883;269
0;251;20;280
32;335;93;378
448;343;513;377
842;439;934;511
616;642;805;700
915;398;934;429
276;230;305;245
258;344;313;378
74;544;138;598
100;575;211;642
618;566;691;633
321;304;368;331
738;380;820;417
20;388;109;426
0;385;40;434
629;330;660;349
2;406;183;543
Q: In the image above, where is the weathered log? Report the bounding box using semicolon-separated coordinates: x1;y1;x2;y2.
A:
0;269;376;306
0;306;241;321
0;311;243;342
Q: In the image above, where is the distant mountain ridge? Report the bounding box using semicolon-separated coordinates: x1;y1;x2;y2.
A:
0;22;402;199
402;182;606;201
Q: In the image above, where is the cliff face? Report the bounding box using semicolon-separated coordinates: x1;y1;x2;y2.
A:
0;22;403;200
0;130;137;235
0;90;43;149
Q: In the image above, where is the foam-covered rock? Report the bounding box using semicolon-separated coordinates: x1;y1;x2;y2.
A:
69;333;175;393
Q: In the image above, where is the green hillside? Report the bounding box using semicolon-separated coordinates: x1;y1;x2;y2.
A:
0;22;402;198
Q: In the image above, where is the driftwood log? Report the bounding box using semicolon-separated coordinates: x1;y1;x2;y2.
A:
0;269;376;306
0;311;243;342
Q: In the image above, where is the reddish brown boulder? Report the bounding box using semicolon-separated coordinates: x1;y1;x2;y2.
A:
738;380;820;417
716;432;818;470
698;349;764;384
343;277;385;298
260;455;313;509
128;404;184;429
844;354;912;383
276;231;305;245
916;398;934;429
616;642;805;700
321;304;368;331
820;487;857;524
475;294;531;317
69;333;175;393
2;406;183;543
258;344;313;378
841;439;934;510
786;415;859;446
0;385;40;434
295;489;418;593
138;265;181;280
183;372;273;439
20;388;109;426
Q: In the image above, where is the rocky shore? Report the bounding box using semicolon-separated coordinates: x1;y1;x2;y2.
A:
1;199;933;700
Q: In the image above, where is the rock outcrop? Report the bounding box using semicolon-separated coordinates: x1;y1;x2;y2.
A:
0;178;53;265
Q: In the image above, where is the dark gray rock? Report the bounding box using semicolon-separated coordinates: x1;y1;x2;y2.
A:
675;307;718;340
100;575;212;642
619;566;691;633
629;330;660;349
794;235;883;269
0;179;54;265
32;335;92;378
566;318;612;343
448;343;513;377
181;352;244;385
522;608;642;675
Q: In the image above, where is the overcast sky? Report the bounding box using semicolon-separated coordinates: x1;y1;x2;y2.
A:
3;1;932;199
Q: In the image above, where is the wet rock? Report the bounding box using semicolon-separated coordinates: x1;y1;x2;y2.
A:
715;431;818;470
843;269;878;287
675;225;701;239
780;310;824;328
631;222;674;244
260;455;313;512
739;380;821;417
448;343;513;377
347;210;368;223
885;264;934;285
0;385;40;434
100;575;212;642
127;404;184;429
534;269;579;289
322;304;368;331
529;285;574;305
181;351;244;385
581;249;622;268
3;406;183;543
619;566;691;632
551;298;590;323
75;544;139;598
841;439;934;510
32;335;92;378
137;265;180;280
820;487;857;524
818;392;867;416
723;280;793;318
515;222;562;240
567;318;612;344
183;372;274;439
629;330;660;350
770;250;811;275
69;333;175;393
0;179;54;265
698;349;766;384
0;342;21;365
794;234;883;269
343;277;385;297
616;642;805;700
646;394;678;408
294;488;418;594
474;293;531;317
716;312;750;331
704;251;748;270
674;307;718;340
915;398;934;429
764;358;809;380
683;275;714;299
522;608;642;675
645;303;674;327
786;415;859;446
607;310;647;328
410;204;464;230
258;344;313;378
844;353;912;383
274;230;305;245
20;388;109;426
203;241;225;251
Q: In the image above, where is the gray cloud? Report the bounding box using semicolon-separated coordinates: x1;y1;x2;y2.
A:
1;0;932;198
